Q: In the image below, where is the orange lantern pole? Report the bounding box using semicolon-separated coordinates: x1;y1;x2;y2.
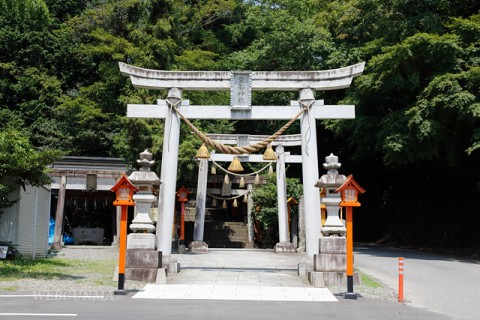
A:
176;186;190;251
180;201;186;241
287;197;298;241
111;175;138;295
345;205;354;296
335;175;365;300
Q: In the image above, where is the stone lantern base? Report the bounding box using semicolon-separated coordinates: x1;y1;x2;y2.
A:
274;241;296;253
308;237;360;287
125;233;165;283
127;233;156;250
125;249;163;283
188;241;209;253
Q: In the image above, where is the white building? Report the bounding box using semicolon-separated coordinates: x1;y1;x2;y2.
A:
0;185;51;259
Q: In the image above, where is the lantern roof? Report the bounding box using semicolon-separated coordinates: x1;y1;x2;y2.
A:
177;186;190;201
287;197;298;205
177;186;190;195
128;150;160;185
110;174;139;193
316;153;347;188
335;175;366;194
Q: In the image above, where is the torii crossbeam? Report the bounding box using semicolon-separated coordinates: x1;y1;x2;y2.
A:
119;62;364;257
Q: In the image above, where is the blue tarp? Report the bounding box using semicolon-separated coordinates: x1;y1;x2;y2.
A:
48;217;74;245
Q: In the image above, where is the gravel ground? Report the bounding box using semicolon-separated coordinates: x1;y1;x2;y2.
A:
327;278;396;302
1;247;396;302
59;246;119;260
0;246;145;294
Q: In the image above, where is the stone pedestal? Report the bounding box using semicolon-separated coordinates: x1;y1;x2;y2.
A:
161;256;181;274
178;244;186;254
125;249;163;283
125;234;162;282
274;241;296;253
298;263;314;277
309;270;361;288
309;237;360;287
126;233;156;250
188;241;208;253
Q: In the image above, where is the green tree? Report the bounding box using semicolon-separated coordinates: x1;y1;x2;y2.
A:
251;174;303;248
0;130;62;210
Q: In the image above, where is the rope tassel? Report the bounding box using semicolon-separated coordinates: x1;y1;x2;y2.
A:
243;193;248;203
211;165;216;175
224;174;230;184
233;199;238;208
254;174;260;185
222;200;227;209
212;198;217;207
239;176;245;188
268;164;273;176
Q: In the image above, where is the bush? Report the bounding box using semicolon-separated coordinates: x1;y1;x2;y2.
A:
251;174;303;248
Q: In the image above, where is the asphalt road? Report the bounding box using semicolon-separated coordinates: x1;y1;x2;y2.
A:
0;294;451;320
354;244;480;320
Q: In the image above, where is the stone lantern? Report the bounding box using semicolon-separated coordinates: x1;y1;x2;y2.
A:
125;150;163;284
309;153;355;288
128;150;160;234
315;153;346;237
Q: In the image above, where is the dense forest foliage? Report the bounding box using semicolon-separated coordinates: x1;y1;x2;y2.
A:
1;0;479;250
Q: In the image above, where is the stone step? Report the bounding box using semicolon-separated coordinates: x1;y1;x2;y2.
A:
206;241;246;249
204;221;249;248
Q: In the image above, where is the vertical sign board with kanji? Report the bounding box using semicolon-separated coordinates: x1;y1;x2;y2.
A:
231;71;252;111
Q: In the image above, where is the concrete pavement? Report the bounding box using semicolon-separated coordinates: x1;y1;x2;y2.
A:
133;249;337;301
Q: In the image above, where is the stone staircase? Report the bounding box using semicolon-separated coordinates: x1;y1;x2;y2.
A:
204;221;250;248
184;198;251;248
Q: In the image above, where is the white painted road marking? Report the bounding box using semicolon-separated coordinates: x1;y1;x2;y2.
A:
0;313;77;317
133;284;338;302
0;294;108;299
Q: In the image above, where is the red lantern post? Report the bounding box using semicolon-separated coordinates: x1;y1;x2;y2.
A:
335;175;365;300
176;186;190;250
111;175;138;295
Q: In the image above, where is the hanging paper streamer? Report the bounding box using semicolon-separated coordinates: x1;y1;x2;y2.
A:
243;193;248;203
222;200;227;209
233;199;238;208
211;165;216;175
254;174;260;185
212;198;217;207
268;164;273;176
239;176;245;188
224;174;230;184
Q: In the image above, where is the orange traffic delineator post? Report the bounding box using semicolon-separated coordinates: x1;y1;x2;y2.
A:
398;257;405;302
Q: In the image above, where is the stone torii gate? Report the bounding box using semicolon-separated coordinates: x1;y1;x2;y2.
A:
119;62;364;257
193;133;304;252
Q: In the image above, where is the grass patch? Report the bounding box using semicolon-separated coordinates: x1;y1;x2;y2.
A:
360;272;382;289
0;258;116;282
0;285;19;291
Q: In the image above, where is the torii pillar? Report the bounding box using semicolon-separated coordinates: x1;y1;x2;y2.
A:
298;89;321;257
157;88;184;256
274;144;295;252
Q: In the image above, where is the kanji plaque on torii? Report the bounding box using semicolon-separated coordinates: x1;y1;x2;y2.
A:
230;71;252;110
119;62;365;258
